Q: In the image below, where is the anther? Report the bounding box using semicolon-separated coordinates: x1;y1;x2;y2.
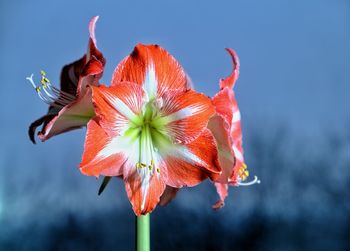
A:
238;163;249;181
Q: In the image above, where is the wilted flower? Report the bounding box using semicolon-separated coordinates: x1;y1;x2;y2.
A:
28;16;105;143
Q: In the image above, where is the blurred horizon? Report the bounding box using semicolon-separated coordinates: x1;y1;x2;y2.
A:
1;0;350;250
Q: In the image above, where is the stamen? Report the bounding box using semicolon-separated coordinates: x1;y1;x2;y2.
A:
26;71;76;108
237;175;261;186
235;163;260;186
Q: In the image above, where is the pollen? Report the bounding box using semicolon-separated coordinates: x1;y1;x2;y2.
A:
136;159;157;173
238;163;249;181
236;163;260;186
40;70;51;87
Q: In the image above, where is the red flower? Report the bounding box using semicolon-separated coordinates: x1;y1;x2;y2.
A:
208;49;260;209
80;44;222;215
28;16;105;143
158;49;260;209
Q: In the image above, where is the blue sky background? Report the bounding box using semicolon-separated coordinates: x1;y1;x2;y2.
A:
1;0;350;250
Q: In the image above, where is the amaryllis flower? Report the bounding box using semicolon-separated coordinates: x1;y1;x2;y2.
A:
28;16;105;143
207;49;260;209
156;49;260;209
80;44;222;215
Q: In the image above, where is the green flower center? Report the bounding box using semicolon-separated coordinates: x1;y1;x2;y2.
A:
123;99;171;173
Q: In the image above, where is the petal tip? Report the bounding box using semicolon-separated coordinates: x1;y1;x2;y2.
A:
219;48;240;90
89;16;100;45
212;200;225;210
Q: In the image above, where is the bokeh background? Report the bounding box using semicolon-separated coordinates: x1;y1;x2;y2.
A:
1;0;350;250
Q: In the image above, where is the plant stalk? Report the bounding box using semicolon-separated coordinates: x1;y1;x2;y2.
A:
136;214;150;251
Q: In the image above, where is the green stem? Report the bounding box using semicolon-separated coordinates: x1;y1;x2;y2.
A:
136;214;150;251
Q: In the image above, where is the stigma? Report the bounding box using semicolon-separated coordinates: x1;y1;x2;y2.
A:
26;70;76;108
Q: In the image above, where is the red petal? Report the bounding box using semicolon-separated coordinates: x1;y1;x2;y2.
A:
80;119;127;177
77;57;105;97
111;44;189;96
212;87;237;126
159;186;179;206
91;83;144;137
124;161;166;215
212;183;228;210
160;89;215;144
163;128;221;187
38;89;94;141
219;48;240;90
